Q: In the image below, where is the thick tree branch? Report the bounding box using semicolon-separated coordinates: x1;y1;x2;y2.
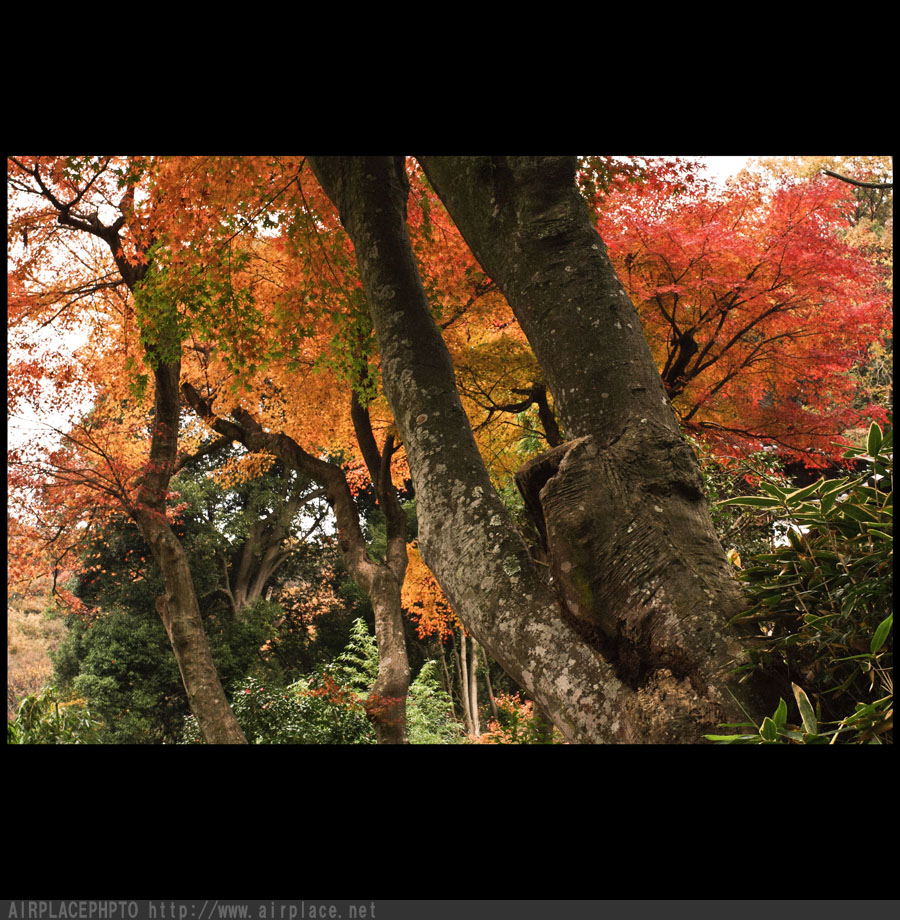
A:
823;169;892;190
181;380;382;592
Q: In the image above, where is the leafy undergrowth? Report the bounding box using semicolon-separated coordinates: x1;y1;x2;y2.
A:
472;692;566;744
180;619;466;744
8;685;102;744
707;422;892;744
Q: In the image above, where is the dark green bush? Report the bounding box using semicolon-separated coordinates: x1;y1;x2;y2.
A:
181;673;375;745
181;618;465;743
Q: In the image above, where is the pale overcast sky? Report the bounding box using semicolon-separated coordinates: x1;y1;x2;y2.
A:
698;155;750;183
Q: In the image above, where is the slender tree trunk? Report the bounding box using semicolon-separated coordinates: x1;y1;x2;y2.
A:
349;390;412;743
364;570;410;744
134;362;246;744
481;646;499;723
468;637;481;736
310;155;765;742
457;628;474;735
438;640;457;718
532;703;555;744
43;198;247;744
138;519;247;744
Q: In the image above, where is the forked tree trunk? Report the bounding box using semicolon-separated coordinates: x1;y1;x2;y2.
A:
420;156;764;720
182;382;411;743
310;155;765;743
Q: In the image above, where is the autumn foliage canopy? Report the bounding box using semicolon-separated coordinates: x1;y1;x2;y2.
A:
589;160;891;464
8;155;892;640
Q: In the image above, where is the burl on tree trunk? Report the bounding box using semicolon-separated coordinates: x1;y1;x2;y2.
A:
516;420;751;719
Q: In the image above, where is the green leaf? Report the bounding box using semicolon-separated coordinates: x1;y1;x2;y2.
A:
839;503;878;523
785;480;824;504
779;729;806;742
760;482;789;499
760;717;779;742
870;613;893;655
773;697;788;729
717;496;784;508
867;422;883;458
792;683;818;735
704;733;759;743
866;528;893;543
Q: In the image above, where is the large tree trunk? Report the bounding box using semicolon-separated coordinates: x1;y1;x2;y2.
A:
133;362;247;744
310;155;764;743
420;155;763;720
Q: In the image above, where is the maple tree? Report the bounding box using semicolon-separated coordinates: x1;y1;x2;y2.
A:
10;155;431;743
112;155;539;742
8;155;252;743
9;154;891;743
588;161;892;465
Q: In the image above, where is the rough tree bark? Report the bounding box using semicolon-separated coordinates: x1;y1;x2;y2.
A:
310;155;765;743
420;156;764;719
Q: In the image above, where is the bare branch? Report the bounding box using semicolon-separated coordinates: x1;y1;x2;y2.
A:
823;169;892;190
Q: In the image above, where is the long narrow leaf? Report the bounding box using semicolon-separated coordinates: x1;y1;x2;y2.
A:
867;422;883;458
717;495;784;508
792;683;818;735
870;613;893;655
785;480;825;504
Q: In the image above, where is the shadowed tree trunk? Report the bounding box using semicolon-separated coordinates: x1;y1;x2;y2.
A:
310;155;765;743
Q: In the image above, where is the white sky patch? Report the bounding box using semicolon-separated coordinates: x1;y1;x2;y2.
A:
700;155;750;181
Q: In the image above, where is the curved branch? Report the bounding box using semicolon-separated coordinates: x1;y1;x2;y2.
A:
181;380;382;592
822;169;892;190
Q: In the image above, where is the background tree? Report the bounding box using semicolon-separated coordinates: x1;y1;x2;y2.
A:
590;161;891;464
49;448;328;742
751;155;893;423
